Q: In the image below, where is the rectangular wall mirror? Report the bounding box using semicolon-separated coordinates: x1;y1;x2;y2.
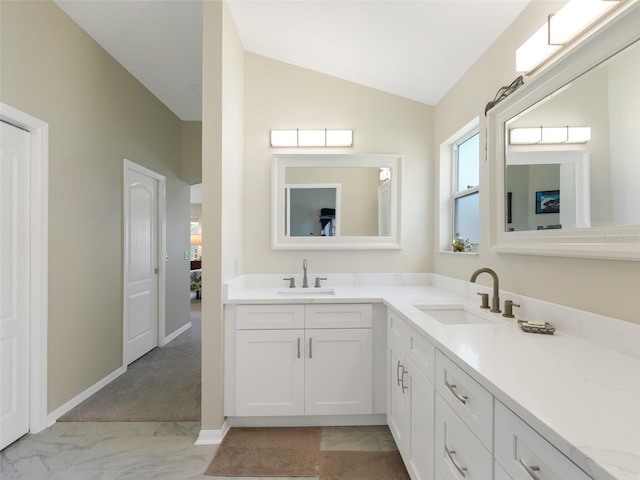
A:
488;2;640;260
272;154;402;250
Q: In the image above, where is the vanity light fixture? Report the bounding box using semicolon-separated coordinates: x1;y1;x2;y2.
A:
516;0;624;74
509;126;591;145
270;129;353;147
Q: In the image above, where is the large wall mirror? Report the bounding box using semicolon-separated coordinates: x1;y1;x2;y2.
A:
272;154;402;250
489;3;640;260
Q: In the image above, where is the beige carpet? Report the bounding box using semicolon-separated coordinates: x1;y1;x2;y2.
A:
59;300;201;422
204;427;321;477
319;450;410;480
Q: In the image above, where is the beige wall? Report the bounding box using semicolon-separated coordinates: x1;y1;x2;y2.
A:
201;0;244;430
433;1;639;324
243;54;433;274
0;0;190;412
181;121;203;185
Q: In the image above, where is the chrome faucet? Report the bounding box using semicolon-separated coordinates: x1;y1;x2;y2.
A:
302;259;309;288
470;268;501;313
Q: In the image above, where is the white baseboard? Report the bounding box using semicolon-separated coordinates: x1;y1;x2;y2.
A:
161;321;191;346
47;365;127;425
226;414;387;428
196;420;230;445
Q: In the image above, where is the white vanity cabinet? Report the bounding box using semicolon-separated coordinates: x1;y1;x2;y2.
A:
388;310;436;480
494;401;592;480
235;303;373;417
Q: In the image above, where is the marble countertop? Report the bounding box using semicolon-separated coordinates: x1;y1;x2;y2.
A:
224;275;640;480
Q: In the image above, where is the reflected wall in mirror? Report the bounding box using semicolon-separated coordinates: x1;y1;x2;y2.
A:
489;2;640;260
272;154;402;250
505;35;640;232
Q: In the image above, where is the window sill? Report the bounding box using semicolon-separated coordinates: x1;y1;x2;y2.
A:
438;250;479;256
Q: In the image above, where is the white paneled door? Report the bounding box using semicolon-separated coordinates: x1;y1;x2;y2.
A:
0;121;30;449
124;164;159;365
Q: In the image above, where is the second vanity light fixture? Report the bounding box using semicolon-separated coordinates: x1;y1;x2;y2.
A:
270;129;353;147
509;126;591;145
516;0;624;74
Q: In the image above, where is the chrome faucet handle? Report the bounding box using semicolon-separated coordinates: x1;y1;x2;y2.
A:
477;292;490;309
314;277;327;288
282;277;296;288
503;300;521;318
302;259;309;288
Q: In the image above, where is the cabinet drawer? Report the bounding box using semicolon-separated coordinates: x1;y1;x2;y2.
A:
237;304;304;329
388;309;407;346
435;395;492;480
305;304;372;329
406;326;435;384
435;351;493;450
495;401;592;480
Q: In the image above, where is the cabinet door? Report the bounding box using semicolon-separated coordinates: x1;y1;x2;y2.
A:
305;328;373;415
236;329;304;416
405;357;435;480
388;337;407;450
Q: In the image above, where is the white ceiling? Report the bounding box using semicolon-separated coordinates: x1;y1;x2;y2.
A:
54;0;530;121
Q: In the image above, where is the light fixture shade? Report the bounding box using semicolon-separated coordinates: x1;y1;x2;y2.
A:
270;129;353;147
270;130;297;147
326;129;353;147
541;127;568;143
548;0;617;45
567;126;591;143
190;233;202;245
297;129;326;147
516;24;560;73
509;127;542;144
509;126;591;145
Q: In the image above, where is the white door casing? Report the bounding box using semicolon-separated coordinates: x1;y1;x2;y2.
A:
123;160;166;365
0;121;30;449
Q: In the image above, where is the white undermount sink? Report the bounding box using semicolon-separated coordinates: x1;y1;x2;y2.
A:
414;304;501;325
277;287;335;295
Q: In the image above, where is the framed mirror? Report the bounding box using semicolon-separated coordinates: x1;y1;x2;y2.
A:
488;3;640;261
272;154;402;250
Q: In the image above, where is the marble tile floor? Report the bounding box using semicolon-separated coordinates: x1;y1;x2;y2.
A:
1;423;398;480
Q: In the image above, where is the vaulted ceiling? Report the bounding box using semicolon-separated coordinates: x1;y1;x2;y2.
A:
54;0;530;121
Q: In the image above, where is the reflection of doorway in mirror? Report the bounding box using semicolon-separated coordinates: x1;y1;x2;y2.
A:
378;181;391;236
506;151;590;232
285;184;340;236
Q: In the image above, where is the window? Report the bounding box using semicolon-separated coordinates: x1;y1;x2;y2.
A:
452;131;479;245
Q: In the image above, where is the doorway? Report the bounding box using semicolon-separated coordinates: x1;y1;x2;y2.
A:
123;160;167;366
0;104;49;448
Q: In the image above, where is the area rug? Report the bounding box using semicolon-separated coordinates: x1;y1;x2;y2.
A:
318;450;410;480
204;427;321;477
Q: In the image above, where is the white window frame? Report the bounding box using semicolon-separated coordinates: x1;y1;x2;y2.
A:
452;129;480;246
438;118;480;253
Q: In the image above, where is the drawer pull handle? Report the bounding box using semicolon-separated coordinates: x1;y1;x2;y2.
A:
519;457;541;480
397;360;403;386
445;445;467;478
401;368;408;394
297;337;301;359
445;380;468;405
309;337;313;359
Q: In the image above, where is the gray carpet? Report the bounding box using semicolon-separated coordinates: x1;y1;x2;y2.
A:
58;299;201;422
